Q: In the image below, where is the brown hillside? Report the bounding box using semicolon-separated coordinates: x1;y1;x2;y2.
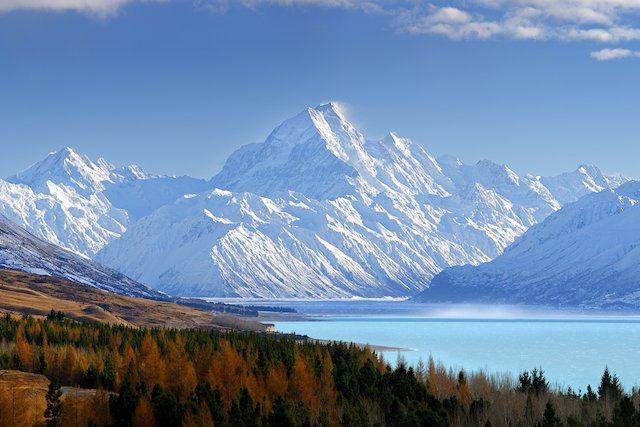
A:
0;269;267;331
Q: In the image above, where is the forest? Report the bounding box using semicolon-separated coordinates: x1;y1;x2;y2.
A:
1;311;640;427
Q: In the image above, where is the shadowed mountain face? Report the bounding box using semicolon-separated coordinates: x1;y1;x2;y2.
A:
94;104;626;298
418;181;640;309
0;214;163;299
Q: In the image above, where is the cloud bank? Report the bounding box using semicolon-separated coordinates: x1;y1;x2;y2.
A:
4;0;640;59
401;2;640;44
217;0;640;58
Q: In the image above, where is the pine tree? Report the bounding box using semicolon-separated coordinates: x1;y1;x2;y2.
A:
109;375;140;427
540;400;561;427
598;367;622;402
532;368;549;395
518;370;532;393
44;378;63;427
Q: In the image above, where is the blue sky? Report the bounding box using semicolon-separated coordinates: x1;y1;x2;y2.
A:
1;0;639;179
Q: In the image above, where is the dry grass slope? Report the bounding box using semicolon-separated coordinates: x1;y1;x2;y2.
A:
0;269;269;331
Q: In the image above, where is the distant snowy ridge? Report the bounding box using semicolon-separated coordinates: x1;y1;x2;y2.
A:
96;103;627;298
417;181;640;308
0;213;162;299
1;148;209;257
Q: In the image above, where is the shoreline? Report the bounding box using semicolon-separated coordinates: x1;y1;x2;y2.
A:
311;338;414;353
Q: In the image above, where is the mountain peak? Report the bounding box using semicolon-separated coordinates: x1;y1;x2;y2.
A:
211;103;375;199
576;164;602;176
8;147;112;195
380;132;413;153
53;146;77;157
475;159;505;169
265;103;355;150
474;159;520;185
43;147;84;167
109;164;151;182
313;101;344;116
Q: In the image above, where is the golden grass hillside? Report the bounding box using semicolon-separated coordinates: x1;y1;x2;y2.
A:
0;269;268;331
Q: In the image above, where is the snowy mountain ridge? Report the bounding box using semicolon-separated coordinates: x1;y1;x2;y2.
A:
1;148;209;257
95;103;627;297
417;180;640;308
0;213;162;299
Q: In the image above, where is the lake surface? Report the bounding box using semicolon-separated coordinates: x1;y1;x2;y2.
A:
239;299;640;392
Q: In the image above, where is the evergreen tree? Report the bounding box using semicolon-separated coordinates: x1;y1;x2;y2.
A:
194;382;226;426
532;368;549;395
229;388;261;427
518;370;532;393
82;364;100;388
518;368;548;395
265;396;296;427
37;349;47;374
109;375;140;427
540;400;561;427
151;384;183;427
0;352;8;370
612;396;639;427
44;378;63;427
598;367;622;402
100;354;116;390
583;384;597;402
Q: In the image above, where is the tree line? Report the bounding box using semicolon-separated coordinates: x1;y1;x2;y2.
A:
0;311;640;426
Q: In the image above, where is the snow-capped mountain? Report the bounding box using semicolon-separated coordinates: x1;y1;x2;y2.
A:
0;214;162;299
417;181;640;308
1;148;208;257
96;103;626;298
540;164;628;205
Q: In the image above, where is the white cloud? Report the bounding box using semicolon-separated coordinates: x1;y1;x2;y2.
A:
426;6;473;24
564;26;640;41
396;1;640;57
402;5;548;40
591;47;640;59
0;0;162;15
5;0;640;60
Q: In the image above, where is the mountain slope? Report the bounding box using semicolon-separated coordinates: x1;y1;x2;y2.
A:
0;269;269;331
97;188;465;298
2;148;208;257
0;214;163;299
417;181;640;308
97;103;627;298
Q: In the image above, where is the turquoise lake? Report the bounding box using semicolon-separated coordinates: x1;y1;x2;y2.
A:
248;300;640;392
